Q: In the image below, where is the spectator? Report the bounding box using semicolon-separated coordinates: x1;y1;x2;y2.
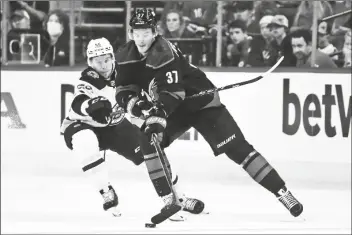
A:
156;20;164;35
9;9;31;29
42;9;70;67
342;30;351;67
225;1;260;35
162;9;201;65
331;0;351;36
162;2;217;27
10;1;49;31
291;1;333;31
223;20;251;67
248;15;276;66
7;10;32;61
291;28;337;68
253;2;279;24
274;1;301;28
316;21;338;60
162;10;196;38
259;15;274;42
268;15;296;66
329;1;352;51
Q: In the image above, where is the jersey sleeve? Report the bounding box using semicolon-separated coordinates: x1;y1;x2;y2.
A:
151;49;186;116
71;75;105;116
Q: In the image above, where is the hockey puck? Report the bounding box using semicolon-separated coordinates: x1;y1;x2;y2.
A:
145;223;156;228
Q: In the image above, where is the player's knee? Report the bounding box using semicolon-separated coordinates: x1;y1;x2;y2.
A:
72;129;100;154
71;130;105;172
133;158;144;166
63;122;94;150
128;150;144;166
225;139;254;165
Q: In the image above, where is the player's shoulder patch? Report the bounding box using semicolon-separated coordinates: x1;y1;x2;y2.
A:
79;67;106;90
86;70;99;79
82;67;101;79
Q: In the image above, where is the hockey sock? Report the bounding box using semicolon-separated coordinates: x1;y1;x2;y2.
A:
241;150;285;195
139;134;172;197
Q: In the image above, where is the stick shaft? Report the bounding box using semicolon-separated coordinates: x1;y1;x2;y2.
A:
186;56;284;99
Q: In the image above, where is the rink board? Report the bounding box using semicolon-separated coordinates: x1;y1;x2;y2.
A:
1;70;351;233
1;70;351;182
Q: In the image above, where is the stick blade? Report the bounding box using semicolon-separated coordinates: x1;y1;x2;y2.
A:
151;204;182;224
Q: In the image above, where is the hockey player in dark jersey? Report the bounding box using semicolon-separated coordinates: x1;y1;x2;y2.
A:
61;37;204;219
115;8;303;218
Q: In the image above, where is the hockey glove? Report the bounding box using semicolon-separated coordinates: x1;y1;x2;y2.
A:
141;107;167;142
86;96;112;124
126;96;153;118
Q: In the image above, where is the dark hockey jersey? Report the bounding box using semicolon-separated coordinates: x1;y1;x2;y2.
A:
115;35;220;116
60;65;125;133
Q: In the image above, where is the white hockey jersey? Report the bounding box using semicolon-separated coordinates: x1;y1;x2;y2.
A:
60;67;125;134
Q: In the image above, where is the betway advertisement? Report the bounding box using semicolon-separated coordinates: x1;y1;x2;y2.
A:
1;71;351;164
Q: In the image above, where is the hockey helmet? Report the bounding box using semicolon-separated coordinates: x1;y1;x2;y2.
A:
129;8;157;29
86;37;114;59
86;37;115;66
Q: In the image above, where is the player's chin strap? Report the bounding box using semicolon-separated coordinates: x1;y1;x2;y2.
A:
111;57;284;115
186;56;284;99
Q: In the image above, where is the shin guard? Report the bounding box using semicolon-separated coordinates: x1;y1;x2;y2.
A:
139;135;172;197
241;150;285;194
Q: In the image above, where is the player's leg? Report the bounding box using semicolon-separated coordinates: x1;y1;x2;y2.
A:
63;122;120;216
105;118;185;220
105;119;169;194
193;106;303;217
160;109;206;215
106;119;145;166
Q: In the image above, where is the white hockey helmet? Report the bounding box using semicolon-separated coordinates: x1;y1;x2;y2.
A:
86;37;115;66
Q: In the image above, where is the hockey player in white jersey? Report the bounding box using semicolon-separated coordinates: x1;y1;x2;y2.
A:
60;37;205;219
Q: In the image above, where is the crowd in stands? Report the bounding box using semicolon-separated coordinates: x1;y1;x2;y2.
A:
4;1;70;66
1;1;351;68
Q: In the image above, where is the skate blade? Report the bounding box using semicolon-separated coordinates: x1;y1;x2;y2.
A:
107;207;122;217
200;210;210;215
183;204;210;215
280;215;306;223
168;212;187;222
199;204;210;215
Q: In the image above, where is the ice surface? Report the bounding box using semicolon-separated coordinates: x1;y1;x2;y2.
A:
1;150;351;234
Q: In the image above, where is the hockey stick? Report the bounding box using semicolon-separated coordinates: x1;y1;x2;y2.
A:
149;133;181;224
321;9;351;22
186;56;284;99
112;56;284;116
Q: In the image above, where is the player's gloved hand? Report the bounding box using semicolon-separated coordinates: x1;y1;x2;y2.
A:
141;107;167;142
86;96;112;124
126;96;153;118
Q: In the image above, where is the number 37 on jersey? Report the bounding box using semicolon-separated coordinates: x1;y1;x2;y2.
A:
166;70;178;84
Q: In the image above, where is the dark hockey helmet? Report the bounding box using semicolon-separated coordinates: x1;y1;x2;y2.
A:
129;8;157;29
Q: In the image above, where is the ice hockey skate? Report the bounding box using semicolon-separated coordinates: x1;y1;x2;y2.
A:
178;194;206;215
277;186;303;217
100;185;121;217
161;191;206;222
